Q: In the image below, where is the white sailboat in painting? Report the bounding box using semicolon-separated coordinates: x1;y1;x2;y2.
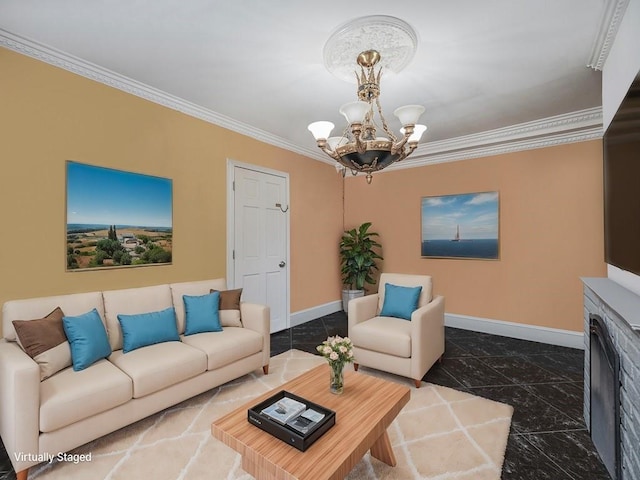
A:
451;224;460;242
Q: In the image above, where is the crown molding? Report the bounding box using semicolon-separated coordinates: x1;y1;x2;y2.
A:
587;0;630;70
2;29;602;172
344;107;602;178
0;29;328;163
421;107;601;156
379;107;602;172
388;122;602;171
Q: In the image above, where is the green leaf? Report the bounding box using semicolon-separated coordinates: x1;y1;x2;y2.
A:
339;222;383;288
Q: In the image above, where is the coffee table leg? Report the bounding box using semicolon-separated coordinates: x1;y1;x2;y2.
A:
370;431;397;467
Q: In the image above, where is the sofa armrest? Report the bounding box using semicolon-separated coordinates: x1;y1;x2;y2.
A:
348;294;379;332
240;302;270;367
0;340;40;472
410;295;445;380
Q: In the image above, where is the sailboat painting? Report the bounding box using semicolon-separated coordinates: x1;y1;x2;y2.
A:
421;192;499;259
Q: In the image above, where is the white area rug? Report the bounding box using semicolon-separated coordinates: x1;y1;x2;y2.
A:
30;350;513;479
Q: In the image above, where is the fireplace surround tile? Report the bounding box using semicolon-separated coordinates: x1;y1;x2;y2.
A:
583;278;640;480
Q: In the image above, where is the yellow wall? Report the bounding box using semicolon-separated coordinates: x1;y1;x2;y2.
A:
344;141;607;332
0;48;344;335
0;47;609;336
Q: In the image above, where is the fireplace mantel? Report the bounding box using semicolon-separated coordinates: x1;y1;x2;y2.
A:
581;277;640;332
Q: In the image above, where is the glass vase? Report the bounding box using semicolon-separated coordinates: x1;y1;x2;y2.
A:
329;362;345;395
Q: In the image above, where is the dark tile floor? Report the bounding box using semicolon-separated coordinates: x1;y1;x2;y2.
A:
274;311;611;480
1;311;610;479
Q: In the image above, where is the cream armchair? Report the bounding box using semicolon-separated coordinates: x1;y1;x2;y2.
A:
348;273;445;388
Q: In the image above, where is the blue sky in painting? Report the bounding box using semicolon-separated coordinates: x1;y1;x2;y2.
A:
421;192;498;240
66;162;172;227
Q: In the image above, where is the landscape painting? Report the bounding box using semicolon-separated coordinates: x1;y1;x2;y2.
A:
66;161;173;270
421;191;499;260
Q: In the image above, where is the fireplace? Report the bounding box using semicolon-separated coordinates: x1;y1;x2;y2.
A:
589;314;621;480
583;278;640;480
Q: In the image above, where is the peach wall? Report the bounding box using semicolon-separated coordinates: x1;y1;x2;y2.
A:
344;141;607;332
0;46;608;336
0;48;344;335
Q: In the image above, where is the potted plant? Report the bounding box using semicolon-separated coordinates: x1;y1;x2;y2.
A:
339;222;383;311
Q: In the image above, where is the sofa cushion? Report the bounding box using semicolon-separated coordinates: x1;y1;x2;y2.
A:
12;307;72;380
169;279;227;334
117;307;180;353
40;359;132;433
2;291;105;342
109;342;207;398
183;292;222;335
103;284;174;351
211;288;243;327
181;327;263;370
379;284;422;320
63;309;112;371
350;316;412;358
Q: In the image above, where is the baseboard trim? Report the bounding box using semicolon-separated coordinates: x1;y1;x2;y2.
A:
445;313;584;350
291;303;585;349
290;301;342;328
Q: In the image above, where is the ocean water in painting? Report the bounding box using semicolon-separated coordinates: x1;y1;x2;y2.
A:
421;239;498;259
421;192;499;259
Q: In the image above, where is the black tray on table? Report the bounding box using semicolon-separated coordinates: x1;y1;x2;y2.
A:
247;390;336;452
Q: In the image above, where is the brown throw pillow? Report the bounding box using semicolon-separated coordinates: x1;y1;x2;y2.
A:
12;307;73;380
210;288;243;327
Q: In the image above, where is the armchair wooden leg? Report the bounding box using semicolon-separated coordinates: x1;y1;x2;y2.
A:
353;363;359;371
16;469;28;480
414;379;422;388
262;364;269;375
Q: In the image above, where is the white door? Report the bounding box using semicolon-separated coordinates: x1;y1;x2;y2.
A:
233;166;288;333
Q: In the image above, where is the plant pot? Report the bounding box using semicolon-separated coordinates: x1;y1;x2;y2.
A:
342;289;364;312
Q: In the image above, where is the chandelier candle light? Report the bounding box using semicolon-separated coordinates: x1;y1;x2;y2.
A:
308;49;427;184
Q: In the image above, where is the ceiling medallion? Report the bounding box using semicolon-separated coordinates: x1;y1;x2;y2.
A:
323;15;419;83
308;16;426;184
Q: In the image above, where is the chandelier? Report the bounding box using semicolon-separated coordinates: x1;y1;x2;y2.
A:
308;49;427;184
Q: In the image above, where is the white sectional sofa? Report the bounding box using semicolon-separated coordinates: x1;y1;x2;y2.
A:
0;278;270;479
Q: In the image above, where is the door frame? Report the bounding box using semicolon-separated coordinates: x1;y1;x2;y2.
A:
226;158;291;330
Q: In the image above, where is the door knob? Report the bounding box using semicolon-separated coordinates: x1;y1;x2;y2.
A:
279;261;286;268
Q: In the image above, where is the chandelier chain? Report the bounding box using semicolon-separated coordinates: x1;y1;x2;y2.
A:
376;97;397;143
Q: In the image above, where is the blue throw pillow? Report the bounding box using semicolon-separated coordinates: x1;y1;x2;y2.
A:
183;291;222;335
117;307;180;353
379;283;423;320
63;308;112;371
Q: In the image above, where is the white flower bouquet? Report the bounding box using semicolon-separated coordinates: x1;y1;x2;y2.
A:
316;336;354;394
316;335;354;366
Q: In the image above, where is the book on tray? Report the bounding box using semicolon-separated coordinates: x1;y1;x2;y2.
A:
248;390;336;451
261;397;326;433
285;408;326;435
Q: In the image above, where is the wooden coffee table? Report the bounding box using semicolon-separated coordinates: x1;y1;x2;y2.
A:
211;364;410;480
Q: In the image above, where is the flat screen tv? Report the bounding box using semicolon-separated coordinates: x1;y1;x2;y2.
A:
603;73;640;276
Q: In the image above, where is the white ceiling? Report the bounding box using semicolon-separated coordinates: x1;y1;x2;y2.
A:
0;0;614;166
